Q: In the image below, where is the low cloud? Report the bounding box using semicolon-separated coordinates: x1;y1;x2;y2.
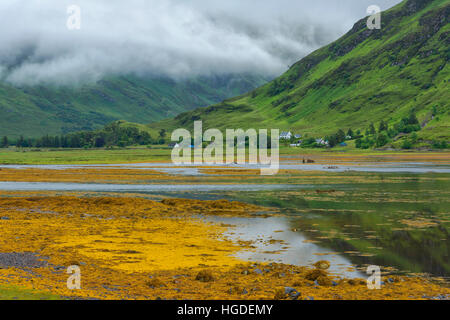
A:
0;0;401;86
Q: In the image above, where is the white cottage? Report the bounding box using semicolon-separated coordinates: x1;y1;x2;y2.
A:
280;131;292;140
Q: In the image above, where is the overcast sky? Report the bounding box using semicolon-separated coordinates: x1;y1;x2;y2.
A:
0;0;402;86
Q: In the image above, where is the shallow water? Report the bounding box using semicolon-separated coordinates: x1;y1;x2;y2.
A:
0;163;449;279
136;171;449;278
1;161;450;174
223;175;450;279
0;182;297;192
205;215;364;278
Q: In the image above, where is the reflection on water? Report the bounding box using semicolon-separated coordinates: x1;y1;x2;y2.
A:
205;216;364;278
227;175;450;279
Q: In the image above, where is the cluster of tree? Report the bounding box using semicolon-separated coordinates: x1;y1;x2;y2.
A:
300;128;359;149
355;133;390;149
356;112;421;149
400;132;418;150
1;136;8;148
325;129;360;148
3;122;159;149
432;140;448;149
300;137;318;148
392;113;421;134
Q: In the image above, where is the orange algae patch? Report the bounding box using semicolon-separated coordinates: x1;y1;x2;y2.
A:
200;169;262;175
0;195;263;218
0;195;255;299
0;195;448;300
0;168;174;184
160;198;265;216
199;168;314;176
400;218;439;228
0;196;261;274
282;152;450;166
52;217;241;272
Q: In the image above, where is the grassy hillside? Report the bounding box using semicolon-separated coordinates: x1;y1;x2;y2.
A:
149;0;449;145
0;74;268;139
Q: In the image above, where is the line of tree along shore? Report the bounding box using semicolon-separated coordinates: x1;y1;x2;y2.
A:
0;122;164;149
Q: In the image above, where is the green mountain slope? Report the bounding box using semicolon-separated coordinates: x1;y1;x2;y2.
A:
0;74;267;138
150;0;449;143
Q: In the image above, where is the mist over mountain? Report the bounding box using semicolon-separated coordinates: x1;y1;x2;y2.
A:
149;0;449;146
0;0;401;86
0;0;408;138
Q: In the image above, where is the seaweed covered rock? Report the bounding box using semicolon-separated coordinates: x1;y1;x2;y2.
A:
305;269;327;281
306;261;333;286
316;275;333;286
313;260;331;270
146;278;166;289
195;270;215;282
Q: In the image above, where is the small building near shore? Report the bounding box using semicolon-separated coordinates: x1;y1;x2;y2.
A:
280;131;292;140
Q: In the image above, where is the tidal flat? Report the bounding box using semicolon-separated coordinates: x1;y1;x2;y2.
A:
0;156;449;300
0;195;448;300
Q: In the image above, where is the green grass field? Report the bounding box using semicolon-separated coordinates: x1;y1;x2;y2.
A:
1;145;447;165
0;285;60;300
0;146;173;165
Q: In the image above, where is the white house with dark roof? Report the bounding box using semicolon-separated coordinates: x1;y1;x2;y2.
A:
280;131;292;140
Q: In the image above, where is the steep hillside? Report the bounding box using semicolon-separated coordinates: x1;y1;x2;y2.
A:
150;0;449;143
0;74;267;138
